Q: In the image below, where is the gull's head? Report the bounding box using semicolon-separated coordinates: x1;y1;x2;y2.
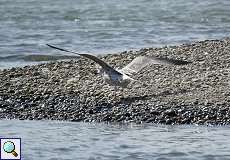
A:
97;67;105;76
94;64;104;75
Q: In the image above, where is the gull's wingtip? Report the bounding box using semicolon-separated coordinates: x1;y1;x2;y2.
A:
45;43;82;56
46;44;69;52
46;44;55;48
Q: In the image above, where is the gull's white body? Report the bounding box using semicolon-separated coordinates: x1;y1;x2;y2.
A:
102;70;134;88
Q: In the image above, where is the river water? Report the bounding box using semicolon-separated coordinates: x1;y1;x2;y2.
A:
0;120;230;160
0;0;230;68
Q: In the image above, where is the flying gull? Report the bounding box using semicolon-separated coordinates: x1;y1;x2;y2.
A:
46;44;191;96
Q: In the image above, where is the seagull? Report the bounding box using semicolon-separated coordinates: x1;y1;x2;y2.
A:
46;44;191;98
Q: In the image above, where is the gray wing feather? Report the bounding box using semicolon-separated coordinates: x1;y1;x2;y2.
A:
121;56;154;75
78;53;122;75
121;56;191;76
46;44;122;75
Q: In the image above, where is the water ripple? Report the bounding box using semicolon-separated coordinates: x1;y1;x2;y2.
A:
1;120;230;159
0;0;230;68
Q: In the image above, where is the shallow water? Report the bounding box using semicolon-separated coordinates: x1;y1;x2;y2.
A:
0;120;230;160
0;0;230;68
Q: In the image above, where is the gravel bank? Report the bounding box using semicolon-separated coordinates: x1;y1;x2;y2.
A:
1;38;230;125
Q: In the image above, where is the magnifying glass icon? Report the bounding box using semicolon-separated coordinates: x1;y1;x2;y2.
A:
3;141;18;157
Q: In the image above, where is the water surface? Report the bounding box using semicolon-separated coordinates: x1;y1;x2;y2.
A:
0;0;230;68
1;120;230;160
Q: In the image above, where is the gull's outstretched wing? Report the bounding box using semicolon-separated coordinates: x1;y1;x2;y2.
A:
46;44;122;75
121;55;191;76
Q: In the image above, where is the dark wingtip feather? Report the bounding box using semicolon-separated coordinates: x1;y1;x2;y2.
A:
171;59;192;65
46;44;67;52
154;56;192;65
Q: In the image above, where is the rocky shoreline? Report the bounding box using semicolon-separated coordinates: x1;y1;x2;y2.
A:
1;38;230;125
